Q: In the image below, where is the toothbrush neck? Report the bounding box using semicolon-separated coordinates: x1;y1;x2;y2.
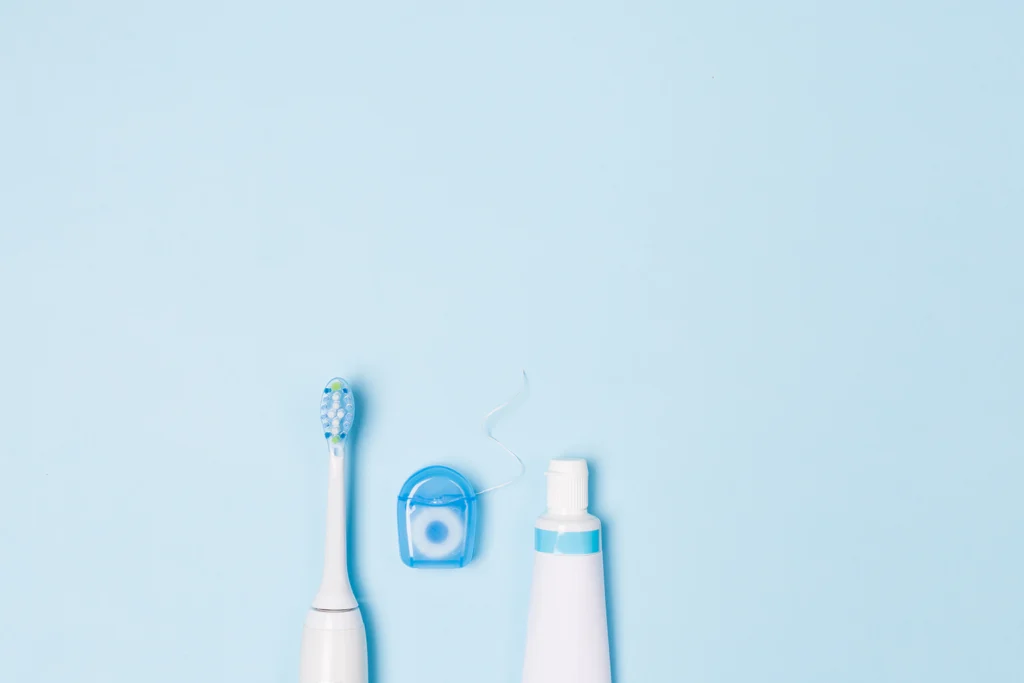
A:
312;444;357;611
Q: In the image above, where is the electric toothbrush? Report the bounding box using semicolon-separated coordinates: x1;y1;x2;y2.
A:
299;378;368;683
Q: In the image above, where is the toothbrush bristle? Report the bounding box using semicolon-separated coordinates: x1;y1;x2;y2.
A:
320;378;355;443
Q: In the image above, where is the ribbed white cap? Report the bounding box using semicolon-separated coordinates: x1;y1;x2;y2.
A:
545;458;589;513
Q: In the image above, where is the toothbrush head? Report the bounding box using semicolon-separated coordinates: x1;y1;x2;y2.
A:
320;378;355;445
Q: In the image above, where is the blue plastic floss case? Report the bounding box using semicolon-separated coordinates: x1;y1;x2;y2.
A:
397;466;477;568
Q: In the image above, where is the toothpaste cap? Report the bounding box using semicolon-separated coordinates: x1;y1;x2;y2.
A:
545;458;589;513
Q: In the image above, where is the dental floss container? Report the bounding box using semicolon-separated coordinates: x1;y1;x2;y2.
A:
397;465;478;568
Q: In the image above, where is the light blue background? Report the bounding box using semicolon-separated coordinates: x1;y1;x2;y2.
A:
1;1;1022;681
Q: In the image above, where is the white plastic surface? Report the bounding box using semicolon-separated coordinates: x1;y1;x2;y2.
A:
313;450;357;610
299;608;368;683
522;551;611;683
545;457;589;513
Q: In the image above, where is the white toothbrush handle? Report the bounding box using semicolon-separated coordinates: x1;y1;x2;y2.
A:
299;608;368;683
313;444;357;610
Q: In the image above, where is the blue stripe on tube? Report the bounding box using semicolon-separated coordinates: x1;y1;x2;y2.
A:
534;529;600;554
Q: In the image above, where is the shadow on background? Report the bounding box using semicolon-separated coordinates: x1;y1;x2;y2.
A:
347;378;378;683
567;453;619;683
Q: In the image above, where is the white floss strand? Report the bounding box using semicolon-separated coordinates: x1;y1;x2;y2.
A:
476;370;528;495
